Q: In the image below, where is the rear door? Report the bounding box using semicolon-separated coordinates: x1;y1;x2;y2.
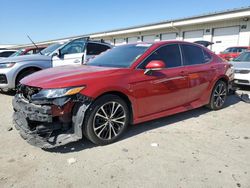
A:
181;44;216;103
52;38;86;67
132;44;189;117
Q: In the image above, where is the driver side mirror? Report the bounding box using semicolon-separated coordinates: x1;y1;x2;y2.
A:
144;60;165;75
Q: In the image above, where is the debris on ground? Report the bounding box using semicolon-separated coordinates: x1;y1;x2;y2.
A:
67;158;77;165
151;143;159;147
235;92;250;103
122;148;128;152
7;127;13;131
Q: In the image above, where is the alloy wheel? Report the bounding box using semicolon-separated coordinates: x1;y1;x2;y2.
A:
213;82;227;108
93;102;126;140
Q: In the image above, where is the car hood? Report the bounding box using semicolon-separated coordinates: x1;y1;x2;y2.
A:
0;54;51;63
21;65;125;89
230;61;250;69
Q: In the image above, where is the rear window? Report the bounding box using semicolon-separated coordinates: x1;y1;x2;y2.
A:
203;50;212;63
182;44;206;66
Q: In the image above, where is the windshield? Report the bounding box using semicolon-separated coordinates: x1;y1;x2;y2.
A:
9;49;25;57
40;43;64;56
233;51;250;62
87;44;151;68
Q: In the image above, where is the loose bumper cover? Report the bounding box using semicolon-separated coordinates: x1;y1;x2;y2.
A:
13;94;92;149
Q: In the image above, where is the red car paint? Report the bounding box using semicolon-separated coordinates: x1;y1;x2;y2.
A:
21;41;232;125
218;46;250;61
145;60;165;69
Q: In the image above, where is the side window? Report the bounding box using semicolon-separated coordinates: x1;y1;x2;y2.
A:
87;43;110;55
139;44;182;69
60;38;85;55
203;49;212;63
182;44;205;66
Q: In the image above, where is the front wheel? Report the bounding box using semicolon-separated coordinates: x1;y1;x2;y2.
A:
83;94;129;145
207;80;227;110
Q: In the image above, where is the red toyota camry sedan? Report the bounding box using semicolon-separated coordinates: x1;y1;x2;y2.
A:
13;41;233;148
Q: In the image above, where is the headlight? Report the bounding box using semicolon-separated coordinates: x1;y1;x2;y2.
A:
0;62;16;68
31;86;85;100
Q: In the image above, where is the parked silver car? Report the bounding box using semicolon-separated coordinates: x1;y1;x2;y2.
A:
0;38;112;90
230;51;250;86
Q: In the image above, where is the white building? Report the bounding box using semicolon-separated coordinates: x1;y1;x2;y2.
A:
12;6;250;54
0;44;17;49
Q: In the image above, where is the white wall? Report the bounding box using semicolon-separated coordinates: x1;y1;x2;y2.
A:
0;44;17;49
99;18;250;51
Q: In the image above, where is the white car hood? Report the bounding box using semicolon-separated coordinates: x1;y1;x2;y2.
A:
230;61;250;69
0;54;51;63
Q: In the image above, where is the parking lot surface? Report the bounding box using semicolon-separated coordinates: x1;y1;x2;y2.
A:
0;89;250;188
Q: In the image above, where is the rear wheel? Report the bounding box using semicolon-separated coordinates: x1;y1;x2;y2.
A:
207;80;227;110
83;94;129;145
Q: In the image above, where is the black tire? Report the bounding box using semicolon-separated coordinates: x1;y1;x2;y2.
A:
15;69;38;87
83;94;129;145
206;80;228;110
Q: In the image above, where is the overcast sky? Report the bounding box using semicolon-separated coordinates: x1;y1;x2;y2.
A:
0;0;249;44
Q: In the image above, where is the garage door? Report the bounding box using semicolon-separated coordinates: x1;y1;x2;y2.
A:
184;30;204;42
212;26;240;54
161;33;177;41
104;39;113;45
143;35;155;42
127;37;138;44
115;38;126;46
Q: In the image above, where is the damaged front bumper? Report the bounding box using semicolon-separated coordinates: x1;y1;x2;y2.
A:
13;93;92;149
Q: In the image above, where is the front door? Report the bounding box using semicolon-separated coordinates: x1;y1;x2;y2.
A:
132;44;189;118
52;38;86;67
